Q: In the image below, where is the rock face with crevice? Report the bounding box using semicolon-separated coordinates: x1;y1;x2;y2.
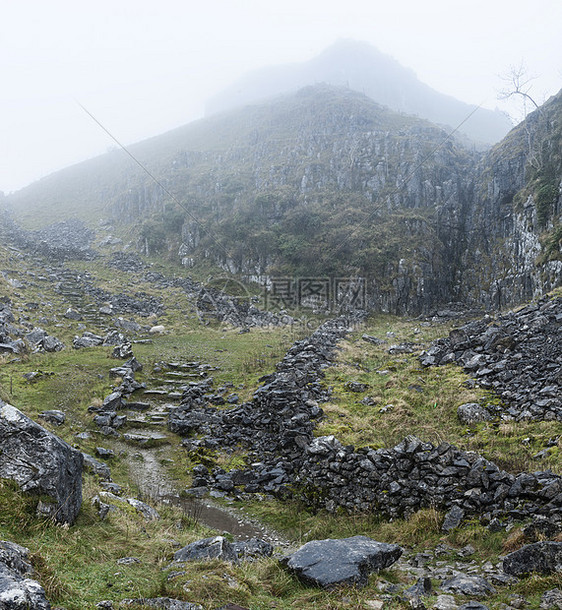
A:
0;402;83;525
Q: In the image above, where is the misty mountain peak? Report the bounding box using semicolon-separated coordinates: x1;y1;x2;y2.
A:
206;39;512;145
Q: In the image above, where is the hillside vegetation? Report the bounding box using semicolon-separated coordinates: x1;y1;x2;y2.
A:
2;232;562;608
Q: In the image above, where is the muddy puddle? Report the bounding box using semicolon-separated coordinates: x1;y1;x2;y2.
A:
118;442;289;546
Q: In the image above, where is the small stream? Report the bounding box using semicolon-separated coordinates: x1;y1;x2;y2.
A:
120;442;289;546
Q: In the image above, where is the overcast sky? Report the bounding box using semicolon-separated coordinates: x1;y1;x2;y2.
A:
1;0;561;194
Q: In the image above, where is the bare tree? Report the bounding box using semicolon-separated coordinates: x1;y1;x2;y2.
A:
498;63;543;169
499;62;541;117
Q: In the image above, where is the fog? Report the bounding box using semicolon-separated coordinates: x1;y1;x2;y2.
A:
1;0;561;193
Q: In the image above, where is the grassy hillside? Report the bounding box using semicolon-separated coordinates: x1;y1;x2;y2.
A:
2;243;562;608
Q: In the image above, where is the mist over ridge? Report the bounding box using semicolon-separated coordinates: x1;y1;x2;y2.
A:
206;39;513;146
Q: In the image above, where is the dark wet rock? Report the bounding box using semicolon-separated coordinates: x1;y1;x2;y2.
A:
0;540;51;609
441;574;496;597
458;603;490;610
503;542;562;576
173;536;238;564
0;402;83;524
281;536;403;589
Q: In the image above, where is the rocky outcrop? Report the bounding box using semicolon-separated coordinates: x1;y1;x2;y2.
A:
0;541;51;609
281;536;403;589
503;542;562;577
459;90;562;310
0;402;83;524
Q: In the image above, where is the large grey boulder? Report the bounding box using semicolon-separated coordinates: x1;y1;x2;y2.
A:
281;536;403;588
0;540;51;609
503;542;562;576
0;402;83;524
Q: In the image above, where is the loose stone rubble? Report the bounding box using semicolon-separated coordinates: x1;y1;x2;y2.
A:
172;312;562;527
421;295;562;421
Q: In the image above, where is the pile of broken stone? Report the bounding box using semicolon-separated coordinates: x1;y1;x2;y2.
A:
175;313;562;528
420;295;562;421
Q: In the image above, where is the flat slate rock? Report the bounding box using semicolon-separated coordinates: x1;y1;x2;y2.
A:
281;535;403;589
503;541;562;576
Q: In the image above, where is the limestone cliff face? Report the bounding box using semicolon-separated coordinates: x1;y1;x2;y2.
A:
108;86;479;314
5;85;562;315
459;90;562;309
